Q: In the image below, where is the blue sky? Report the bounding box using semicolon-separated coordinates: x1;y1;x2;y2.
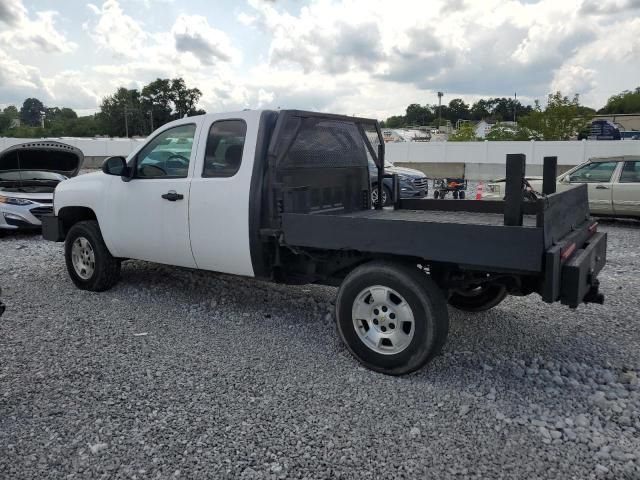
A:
1;0;639;118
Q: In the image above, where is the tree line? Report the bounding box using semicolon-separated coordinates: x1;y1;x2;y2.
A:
1;81;638;139
0;77;204;138
382;86;640;140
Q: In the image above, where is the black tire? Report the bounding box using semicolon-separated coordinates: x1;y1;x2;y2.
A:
453;190;459;199
458;190;466;199
371;184;392;207
433;191;440;199
65;220;120;292
336;261;449;375
448;285;507;312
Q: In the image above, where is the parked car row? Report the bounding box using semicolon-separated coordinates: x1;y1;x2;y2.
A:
483;156;640;219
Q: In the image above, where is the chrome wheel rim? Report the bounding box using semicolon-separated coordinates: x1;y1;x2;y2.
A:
371;189;387;206
71;237;95;280
352;285;415;355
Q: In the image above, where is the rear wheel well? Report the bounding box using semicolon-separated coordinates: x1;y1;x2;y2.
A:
58;207;98;237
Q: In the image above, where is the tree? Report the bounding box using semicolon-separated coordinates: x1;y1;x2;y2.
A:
20;98;45;127
485;123;539;141
448;123;478;141
470;99;491;121
519;92;590;140
405;104;433;126
140;77;204;132
0;106;19;132
384;115;405;128
598;87;640;114
447;99;470;123
98;87;146;137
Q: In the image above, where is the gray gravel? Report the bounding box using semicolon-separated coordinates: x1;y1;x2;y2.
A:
1;218;640;479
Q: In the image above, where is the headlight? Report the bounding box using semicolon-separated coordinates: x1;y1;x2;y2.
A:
0;195;34;206
397;174;410;182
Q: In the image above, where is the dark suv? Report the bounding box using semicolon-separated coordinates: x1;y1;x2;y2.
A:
368;159;428;205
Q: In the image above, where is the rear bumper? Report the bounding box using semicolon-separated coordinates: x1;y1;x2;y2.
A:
41;214;65;242
542;229;607;308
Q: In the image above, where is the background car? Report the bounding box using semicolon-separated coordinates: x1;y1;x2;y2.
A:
368;159;428;205
483;156;640;219
0;141;83;231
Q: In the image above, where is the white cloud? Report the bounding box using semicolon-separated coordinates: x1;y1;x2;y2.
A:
1;0;639;119
84;0;147;57
0;0;76;53
172;14;241;65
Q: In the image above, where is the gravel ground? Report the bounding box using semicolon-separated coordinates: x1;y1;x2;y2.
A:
1;219;640;479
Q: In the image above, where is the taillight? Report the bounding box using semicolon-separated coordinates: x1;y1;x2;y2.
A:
561;243;576;261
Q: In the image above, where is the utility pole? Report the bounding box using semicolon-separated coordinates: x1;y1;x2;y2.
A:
124;106;129;138
437;91;443;130
514;92;517;123
149;108;153;133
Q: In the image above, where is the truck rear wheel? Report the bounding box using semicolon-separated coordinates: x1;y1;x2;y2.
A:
65;220;120;292
448;285;507;312
336;261;449;375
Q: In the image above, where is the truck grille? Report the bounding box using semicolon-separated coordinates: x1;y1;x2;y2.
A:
30;206;53;219
413;177;428;189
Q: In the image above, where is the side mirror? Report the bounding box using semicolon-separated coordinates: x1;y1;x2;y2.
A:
102;156;128;176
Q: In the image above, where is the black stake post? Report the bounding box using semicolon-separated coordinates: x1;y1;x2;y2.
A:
542;156;558;195
376;143;384;210
504;153;526;226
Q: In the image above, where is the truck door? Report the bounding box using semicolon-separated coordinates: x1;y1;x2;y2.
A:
613;160;640;216
188;114;258;276
562;161;618;215
103;122;200;268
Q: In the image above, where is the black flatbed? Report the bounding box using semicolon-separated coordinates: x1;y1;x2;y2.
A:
282;206;545;273
334;207;539;227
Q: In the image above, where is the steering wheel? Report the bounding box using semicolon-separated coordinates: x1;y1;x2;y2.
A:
139;164;166;177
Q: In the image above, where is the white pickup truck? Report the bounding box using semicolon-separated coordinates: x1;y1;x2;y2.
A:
43;110;607;375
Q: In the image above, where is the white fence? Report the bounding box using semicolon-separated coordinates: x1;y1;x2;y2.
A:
386;139;640;166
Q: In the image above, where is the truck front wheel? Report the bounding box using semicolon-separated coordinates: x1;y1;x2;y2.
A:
336;261;449;375
65;220;121;292
448;285;507;312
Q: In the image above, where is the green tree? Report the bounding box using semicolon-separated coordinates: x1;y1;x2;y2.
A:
405;104;433;126
20;98;45;127
97;87;146;137
0;106;19;132
448;122;478;141
383;115;405;128
140;77;204;132
485;123;539;141
598;87;640;114
447;98;470;123
519;92;590;140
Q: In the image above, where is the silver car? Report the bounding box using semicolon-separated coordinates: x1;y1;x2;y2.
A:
483;156;640;220
0;141;83;231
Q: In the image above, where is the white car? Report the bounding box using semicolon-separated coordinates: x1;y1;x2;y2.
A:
0;141;83;231
483;156;640;219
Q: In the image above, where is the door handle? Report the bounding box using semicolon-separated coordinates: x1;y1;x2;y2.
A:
595;185;609;190
161;190;184;201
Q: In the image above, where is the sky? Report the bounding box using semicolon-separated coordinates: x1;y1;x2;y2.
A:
0;0;638;119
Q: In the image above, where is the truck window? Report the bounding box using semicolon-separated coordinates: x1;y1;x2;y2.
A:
203;120;247;178
619;161;640;183
568;162;617;183
135;124;196;178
